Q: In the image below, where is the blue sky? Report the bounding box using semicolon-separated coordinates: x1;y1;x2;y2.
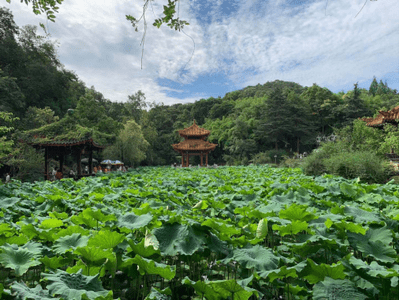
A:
5;0;399;105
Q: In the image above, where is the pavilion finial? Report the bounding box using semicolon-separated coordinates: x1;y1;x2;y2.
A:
193;119;196;124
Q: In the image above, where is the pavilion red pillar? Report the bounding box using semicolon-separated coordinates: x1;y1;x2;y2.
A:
206;153;208;166
200;152;203;166
181;153;184;167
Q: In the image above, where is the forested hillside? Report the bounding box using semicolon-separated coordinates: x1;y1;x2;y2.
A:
0;7;398;182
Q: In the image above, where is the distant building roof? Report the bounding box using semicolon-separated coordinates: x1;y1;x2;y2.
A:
178;120;211;137
361;106;399;127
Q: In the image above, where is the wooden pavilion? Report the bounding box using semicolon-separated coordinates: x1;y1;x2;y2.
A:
361;105;399;128
26;138;105;180
172;120;217;167
20;111;112;180
361;105;399;163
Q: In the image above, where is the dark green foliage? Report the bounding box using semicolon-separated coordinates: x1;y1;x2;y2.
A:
255;87;293;150
300;149;327;176
369;76;379;96
342;83;370;126
323;151;391;183
0;7;83;118
250;152;272;164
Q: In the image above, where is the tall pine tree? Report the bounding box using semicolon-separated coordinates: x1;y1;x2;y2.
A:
369;76;378;96
255;88;292;150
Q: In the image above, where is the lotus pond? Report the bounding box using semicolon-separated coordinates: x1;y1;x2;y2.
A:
0;165;398;299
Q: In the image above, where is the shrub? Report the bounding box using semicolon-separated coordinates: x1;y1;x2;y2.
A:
323;151;391;183
251;152;271;164
301;149;328;176
280;157;302;168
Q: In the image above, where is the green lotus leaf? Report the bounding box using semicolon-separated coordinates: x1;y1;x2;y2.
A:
340;182;358;198
53;233;89;254
348;256;398;278
40;256;71;270
87;230;125;249
267;261;307;282
19;241;42;256
6;235;28;246
153;223;207;256
0;197;19;209
302;259;346;284
272;220;309;236
344;206;383;224
20;224;40;240
39;218;64;229
43;269;110;300
348;227;397;263
332;220;367;235
209;279;254;300
201;218;241;238
71;213;98;229
127;238;160;258
267;265;298;282
53;225;90;240
48;211;69;220
74;246;115;263
181;277;218;300
83;207;117;223
118;212;153;230
11;282;54;300
0;223;13;237
67;259;106;277
313;277;368;300
145;287;172;300
279;203;316;222
225;244;279;274
0;243;42;276
130;254;176;280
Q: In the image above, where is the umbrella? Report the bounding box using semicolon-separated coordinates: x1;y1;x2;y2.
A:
112;160;124;165
81;158;98;164
101;159;113;165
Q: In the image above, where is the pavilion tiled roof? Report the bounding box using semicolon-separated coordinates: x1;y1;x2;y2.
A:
172;139;217;151
362;106;399;127
25;138;106;149
178;120;210;137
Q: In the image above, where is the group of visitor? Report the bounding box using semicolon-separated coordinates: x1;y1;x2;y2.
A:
45;164;128;181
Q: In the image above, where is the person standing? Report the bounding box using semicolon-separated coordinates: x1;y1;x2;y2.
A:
51;168;57;181
5;173;10;183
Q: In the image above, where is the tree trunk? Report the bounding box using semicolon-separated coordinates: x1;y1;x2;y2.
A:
297;137;300;154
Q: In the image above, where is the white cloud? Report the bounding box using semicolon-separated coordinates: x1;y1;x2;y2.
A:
200;0;398;90
3;0;398;106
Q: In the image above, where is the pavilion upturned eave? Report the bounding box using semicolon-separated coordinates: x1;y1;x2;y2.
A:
361;105;399;127
177;121;210;137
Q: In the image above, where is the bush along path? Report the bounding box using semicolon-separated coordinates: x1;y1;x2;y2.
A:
0;165;398;299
